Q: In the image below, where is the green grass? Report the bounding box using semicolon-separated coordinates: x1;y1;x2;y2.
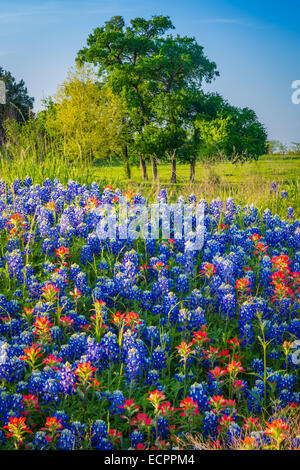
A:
96;154;300;186
0;150;299;217
93;155;300;216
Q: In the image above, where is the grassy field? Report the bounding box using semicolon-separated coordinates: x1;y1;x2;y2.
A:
96;154;300;185
94;154;300;216
0;151;299;216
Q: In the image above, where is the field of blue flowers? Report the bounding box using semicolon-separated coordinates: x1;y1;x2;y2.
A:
0;177;299;450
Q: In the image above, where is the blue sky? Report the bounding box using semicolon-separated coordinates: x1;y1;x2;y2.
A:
0;0;299;143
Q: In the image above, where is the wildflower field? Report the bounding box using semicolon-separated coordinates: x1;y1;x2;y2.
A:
0;177;299;451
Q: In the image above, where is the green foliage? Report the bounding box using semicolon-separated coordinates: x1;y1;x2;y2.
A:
0;67;34;142
39;66;131;162
0;113;95;185
194;113;231;162
0;15;269;183
289;142;300;154
266;140;290;155
77;15;219;180
220;105;268;161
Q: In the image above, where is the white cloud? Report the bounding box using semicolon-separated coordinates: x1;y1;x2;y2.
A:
191;17;252;26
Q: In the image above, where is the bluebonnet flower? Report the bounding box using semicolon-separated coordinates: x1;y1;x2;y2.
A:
91;420;113;450
6;250;24;282
0;180;299;450
32;431;49;450
57;429;77;450
130;430;144;447
125;347;144;384
151;346;167;371
107;390;125;415
189;383;209;412
287;207;294;219
270;181;278;194
202;410;219;437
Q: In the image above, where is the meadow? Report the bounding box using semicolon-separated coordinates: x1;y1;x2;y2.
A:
0;7;299;452
94;154;300;216
0;154;299;450
0;151;299;217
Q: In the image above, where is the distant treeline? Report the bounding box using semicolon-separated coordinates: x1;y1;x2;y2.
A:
266;141;300;155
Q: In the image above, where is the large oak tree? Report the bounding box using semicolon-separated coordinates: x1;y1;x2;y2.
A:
77;15;219;181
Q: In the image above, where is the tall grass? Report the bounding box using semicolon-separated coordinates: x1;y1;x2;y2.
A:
0;116;298;217
0;117;95;185
0;148;95;185
0;148;298;218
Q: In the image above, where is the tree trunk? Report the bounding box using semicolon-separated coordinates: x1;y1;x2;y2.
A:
190;156;196;183
123;145;131;179
139;154;148;181
151;155;158;182
170;153;176;184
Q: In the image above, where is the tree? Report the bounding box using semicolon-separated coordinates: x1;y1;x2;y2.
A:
277;142;288;155
0;67;34;143
77;16;173;180
77;15;218;181
290;142;300;155
151;36;218;182
181;91;268;181
134;121;186;182
41;66;131;169
195;114;230;155
266;140;277;155
219;106;267;161
179;91;226;182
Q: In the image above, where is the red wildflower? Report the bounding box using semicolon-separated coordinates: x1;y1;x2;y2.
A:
227;337;243;348
264;419;289;445
3;416;32;445
22;307;34;323
193;325;210;345
6;213;27;237
271;254;291;273
42;283;60;302
218;414;234;427
74;362;97;386
55;246;70;266
43;354;63;368
21;395;40;415
130;413;153;429
69;288;82;300
109;429;122;444
179;397;199;416
208;366;227;380
60;316;74;328
249;233;261;242
33;316;53;343
119;398;140;415
45;200;58;212
152;261;168;272
243;416;260;431
254;242;268;255
235;278;251;300
271;283;294;302
19;344;43;369
199;263;217;279
41;417;63;433
226;360;245;375
147;390;166;413
84;196;100;212
240;436;258;450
